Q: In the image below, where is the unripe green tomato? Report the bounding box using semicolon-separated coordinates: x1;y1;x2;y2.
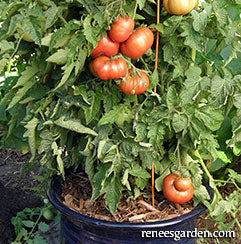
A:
42;208;54;220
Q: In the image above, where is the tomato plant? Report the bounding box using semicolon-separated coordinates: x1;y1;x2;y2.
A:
162;173;194;204
90;35;120;58
1;0;241;233
119;68;149;94
92;56;127;80
108;15;135;43
120;27;154;59
163;0;197;15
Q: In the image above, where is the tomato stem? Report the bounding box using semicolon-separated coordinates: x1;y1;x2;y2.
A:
59;15;68;25
195;150;241;232
190;48;196;66
133;0;138;20
7;33;24;72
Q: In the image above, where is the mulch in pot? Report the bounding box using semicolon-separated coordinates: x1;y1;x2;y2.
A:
60;172;195;223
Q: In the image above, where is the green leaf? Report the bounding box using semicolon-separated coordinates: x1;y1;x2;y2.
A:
13;64;39;89
98;107;119;127
195;105;223;131
51;141;64;177
23;117;39;159
166;85;179;112
23;16;43;45
54;116;97;136
46;48;68;65
135;177;148;190
210;75;234;106
147;124;165;148
180;76;210;105
149;23;164;33
172;113;188;133
149;69;159;90
75;48;87;76
38;222;50;233
194;185;210;202
44;5;62;29
217;150;231;163
135;123;147;141
84;91;102;124
83;15;98;47
137;0;146;10
33;234;48;244
104;175;122;214
185;66;202;79
22;220;35;228
129;168;151;178
7;79;37;109
180;21;203;51
92;163;111;200
210;158;227;172
0;40;14;53
53;63;75;91
191;10;207;32
227;169;241;184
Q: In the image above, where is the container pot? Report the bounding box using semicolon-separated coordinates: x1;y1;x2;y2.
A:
47;174;212;244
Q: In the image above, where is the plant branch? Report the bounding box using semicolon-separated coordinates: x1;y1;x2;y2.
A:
7;33;24;72
195;150;241;231
133;0;138;20
59;15;68;25
190;48;196;67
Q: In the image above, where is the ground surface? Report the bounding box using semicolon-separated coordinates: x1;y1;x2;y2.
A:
0;148;240;244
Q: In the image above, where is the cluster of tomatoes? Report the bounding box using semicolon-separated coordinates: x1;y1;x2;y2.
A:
89;15;154;95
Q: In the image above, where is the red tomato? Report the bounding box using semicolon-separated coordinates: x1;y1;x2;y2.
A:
89;61;97;77
92;56;127;80
174;176;192;191
162;173;194;204
120;27;154;59
108;15;135;43
119;68;149;95
90;34;120;58
163;0;197;15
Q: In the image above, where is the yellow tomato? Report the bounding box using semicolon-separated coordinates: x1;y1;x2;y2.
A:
163;0;198;15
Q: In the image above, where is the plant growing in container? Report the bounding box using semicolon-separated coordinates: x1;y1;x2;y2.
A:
1;0;241;243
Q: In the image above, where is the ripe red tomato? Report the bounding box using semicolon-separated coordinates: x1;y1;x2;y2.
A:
120;27;154;59
174;176;192;191
119;68;149;95
90;34;120;58
163;0;197;15
162;173;194;204
92;56;127;80
108;15;135;43
89;61;97;77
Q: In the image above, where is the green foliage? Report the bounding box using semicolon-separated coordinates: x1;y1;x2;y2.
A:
0;0;241;233
11;199;59;244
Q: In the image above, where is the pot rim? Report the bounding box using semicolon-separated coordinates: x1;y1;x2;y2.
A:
47;174;211;229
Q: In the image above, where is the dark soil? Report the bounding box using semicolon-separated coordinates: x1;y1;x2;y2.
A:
0;149;42;244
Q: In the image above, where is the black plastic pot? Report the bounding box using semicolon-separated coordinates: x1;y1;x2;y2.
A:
48;175;211;244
